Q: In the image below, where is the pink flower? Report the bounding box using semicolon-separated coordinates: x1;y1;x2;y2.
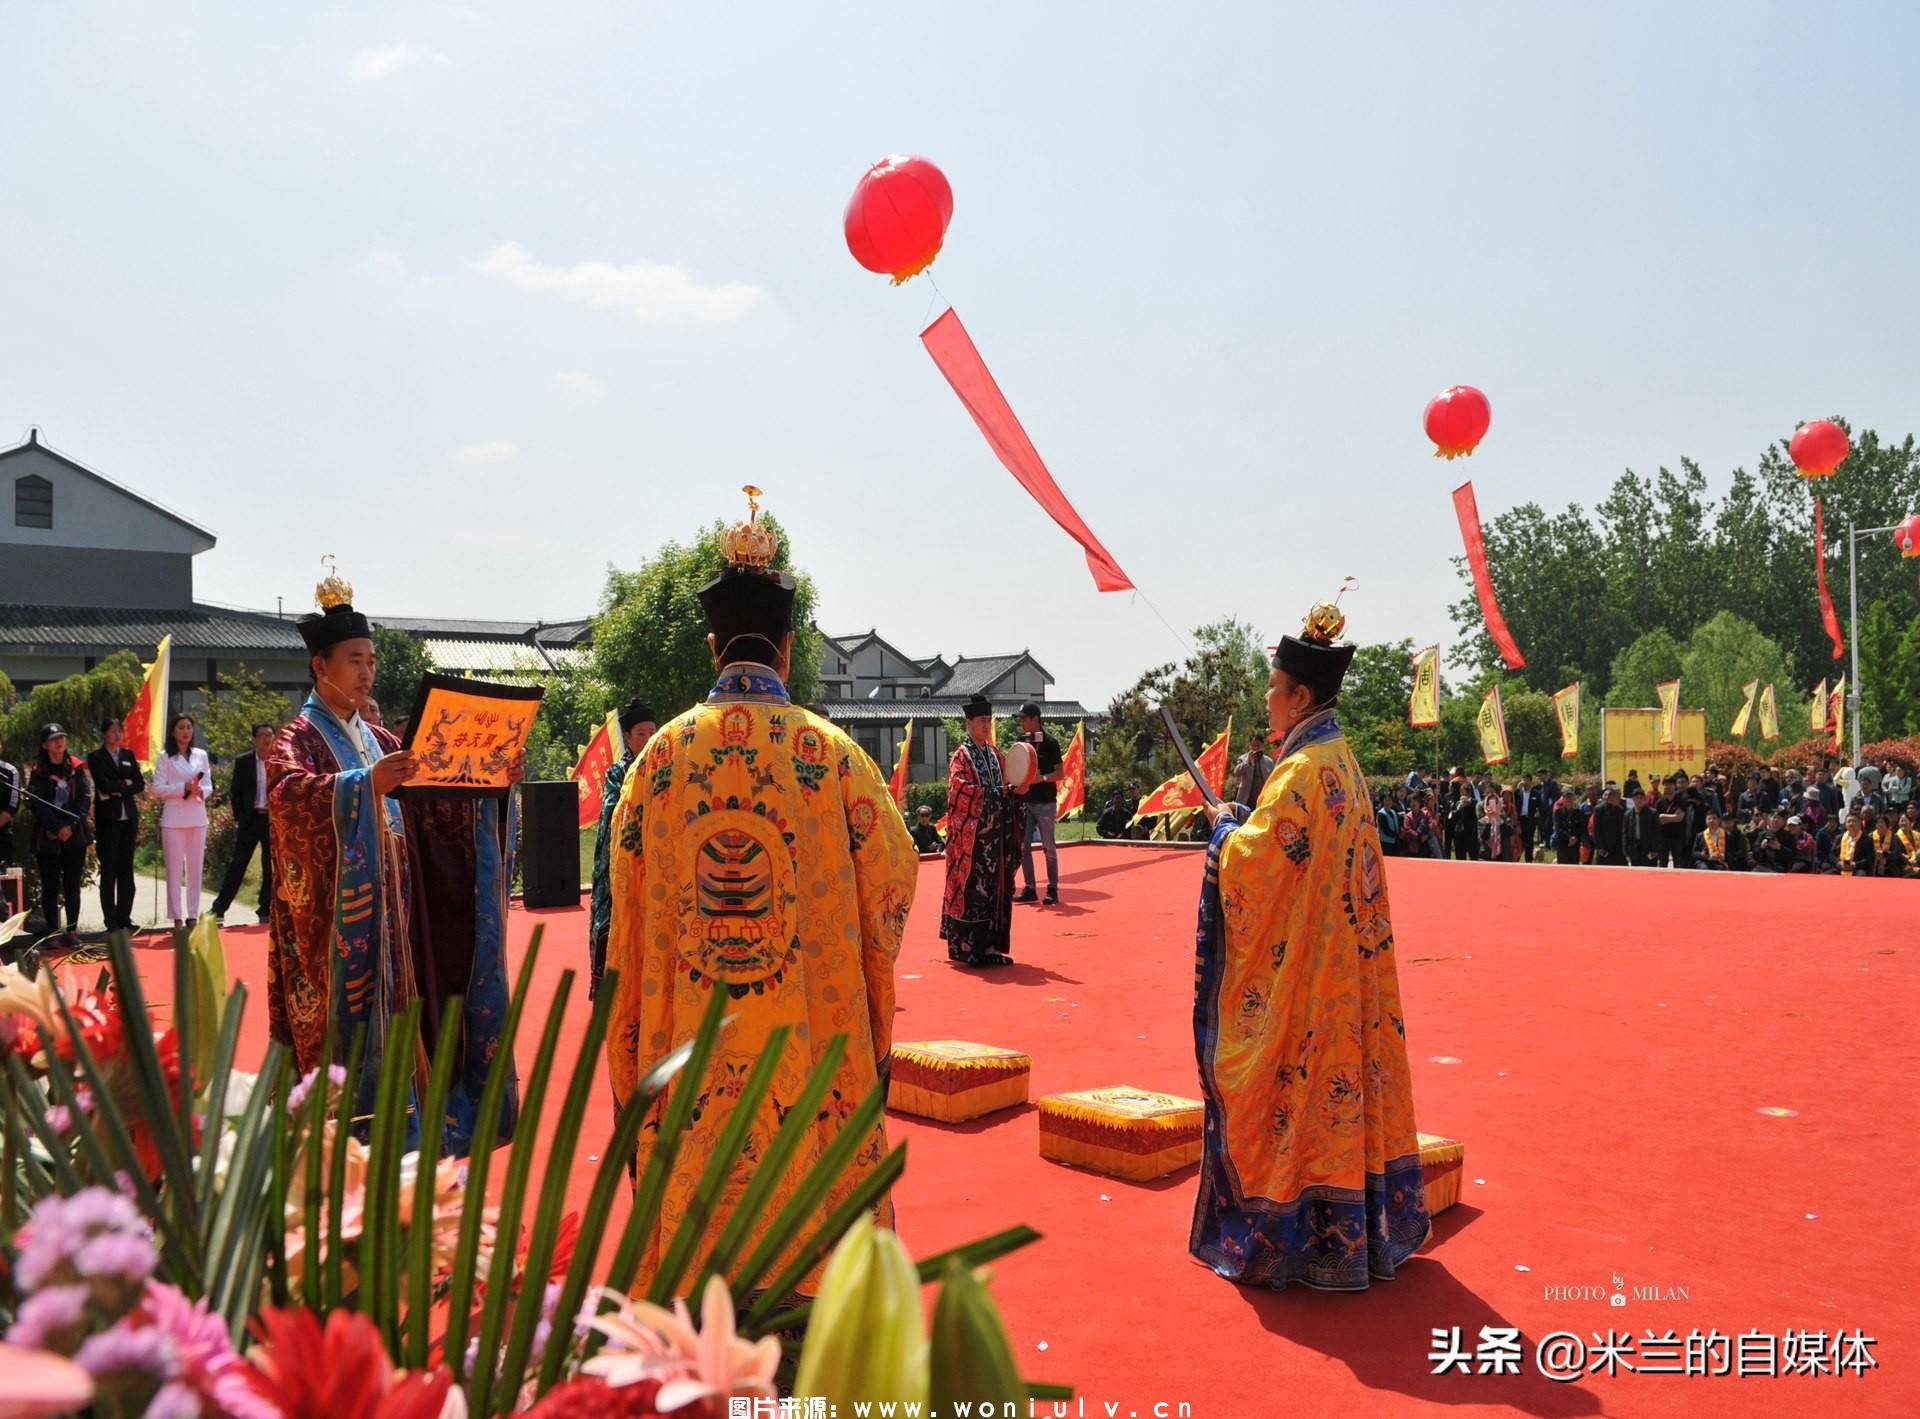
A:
0;1341;95;1419
4;1284;91;1352
581;1277;779;1413
133;1282;280;1419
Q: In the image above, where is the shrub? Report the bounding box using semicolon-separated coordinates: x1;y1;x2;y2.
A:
903;779;948;820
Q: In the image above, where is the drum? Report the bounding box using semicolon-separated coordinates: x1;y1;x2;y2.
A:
1003;740;1037;791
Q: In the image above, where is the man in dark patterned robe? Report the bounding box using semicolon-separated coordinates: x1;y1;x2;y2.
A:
266;575;518;1154
940;694;1021;967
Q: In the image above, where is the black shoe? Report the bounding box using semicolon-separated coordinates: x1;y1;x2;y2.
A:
1015;889;1039;903
1043;891;1058;905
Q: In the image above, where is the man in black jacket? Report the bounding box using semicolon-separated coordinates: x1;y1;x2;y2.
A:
1513;773;1542;862
211;723;276;923
1623;786;1662;867
1590;786;1628;865
88;719;145;931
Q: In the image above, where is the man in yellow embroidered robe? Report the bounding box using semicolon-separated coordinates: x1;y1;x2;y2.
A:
606;496;917;1294
1192;600;1430;1290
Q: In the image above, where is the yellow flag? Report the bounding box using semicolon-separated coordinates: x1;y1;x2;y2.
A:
1729;679;1759;738
122;634;173;769
1408;645;1440;727
1757;684;1779;742
1476;685;1510;766
888;718;914;808
1551;682;1581;759
1829;678;1845;753
1655;679;1681;745
1810;678;1827;732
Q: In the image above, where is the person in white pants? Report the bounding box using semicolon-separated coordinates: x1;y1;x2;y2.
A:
150;713;213;928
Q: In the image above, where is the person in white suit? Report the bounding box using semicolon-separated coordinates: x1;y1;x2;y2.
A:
149;713;214;928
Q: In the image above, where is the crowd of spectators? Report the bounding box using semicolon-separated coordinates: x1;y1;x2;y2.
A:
1372;760;1918;876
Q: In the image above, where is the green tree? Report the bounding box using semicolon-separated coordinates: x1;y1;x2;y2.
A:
1855;600;1920;740
1675;612;1798;749
1502;686;1560;772
591;513;820;721
1605;629;1684;708
0;654;142;763
194;665;295;762
1339;639;1416;775
371;625;436;723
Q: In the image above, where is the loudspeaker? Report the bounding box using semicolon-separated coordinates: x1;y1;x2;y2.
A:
519;780;582;909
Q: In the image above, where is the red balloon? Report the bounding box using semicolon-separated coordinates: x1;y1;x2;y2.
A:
1895;512;1920;560
844;154;953;284
1424;385;1491;460
1788;419;1849;481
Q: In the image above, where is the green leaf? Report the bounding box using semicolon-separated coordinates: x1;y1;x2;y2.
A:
536;1009;693;1397
404;992;467;1369
646;1024;791;1305
744;1142;907;1328
324;1026;369;1311
445;933;544;1383
582;988;729;1363
108;931;200;1245
470;967;573;1419
757;1224;1043;1337
690;1034;847;1301
5;1057;83;1193
496;975;617;1411
731;1070;889;1304
193;988;249;1222
362;998;421;1351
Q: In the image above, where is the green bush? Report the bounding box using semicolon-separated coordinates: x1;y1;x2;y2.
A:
903;779;948;820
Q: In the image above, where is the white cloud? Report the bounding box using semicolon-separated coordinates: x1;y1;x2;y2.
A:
451;439;517;465
350;45;449;83
470;242;761;326
352;45;419;81
555;371;603;404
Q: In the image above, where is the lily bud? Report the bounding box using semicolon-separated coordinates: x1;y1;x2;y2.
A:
929;1258;1024;1413
793;1216;928;1406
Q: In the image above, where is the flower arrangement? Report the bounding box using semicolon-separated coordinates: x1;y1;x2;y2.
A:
1;915;1063;1416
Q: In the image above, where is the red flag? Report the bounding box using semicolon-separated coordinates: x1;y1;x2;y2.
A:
1814;496;1845;660
921;308;1134;592
1131;723;1231;822
1452;482;1526;669
1055;721;1087;821
569;711;620;830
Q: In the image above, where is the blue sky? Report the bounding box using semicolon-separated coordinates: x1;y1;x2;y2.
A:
5;1;1917;705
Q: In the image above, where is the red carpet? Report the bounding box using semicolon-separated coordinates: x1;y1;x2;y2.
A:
139;848;1916;1417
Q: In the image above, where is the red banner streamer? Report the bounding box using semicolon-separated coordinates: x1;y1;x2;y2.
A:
922;308;1134;593
1451;482;1526;670
1814;497;1845;660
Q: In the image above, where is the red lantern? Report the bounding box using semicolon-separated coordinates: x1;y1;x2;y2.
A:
1788;419;1849;481
844;155;953;284
1424;385;1491;460
1895;512;1920;559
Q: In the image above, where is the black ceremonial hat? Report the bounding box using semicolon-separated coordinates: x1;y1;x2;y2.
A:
961;693;994;719
1272;591;1357;704
698;486;796;654
618;698;656;733
298;557;374;655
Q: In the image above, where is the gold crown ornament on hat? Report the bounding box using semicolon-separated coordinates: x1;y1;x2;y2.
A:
1299;577;1356;645
315;555;354;610
720;484;780;572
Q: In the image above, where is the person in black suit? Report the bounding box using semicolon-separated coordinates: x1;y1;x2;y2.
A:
88;717;146;931
1513;772;1541;862
1623;786;1662;867
211;723;277;922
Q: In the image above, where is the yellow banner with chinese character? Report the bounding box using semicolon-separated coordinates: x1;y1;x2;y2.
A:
1810;678;1827;732
1552;682;1581;760
1829;678;1845;753
1757;684;1779;742
1476;685;1510;766
1409;645;1440;727
1655;679;1681;745
1729;680;1759;738
399;673;543;798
